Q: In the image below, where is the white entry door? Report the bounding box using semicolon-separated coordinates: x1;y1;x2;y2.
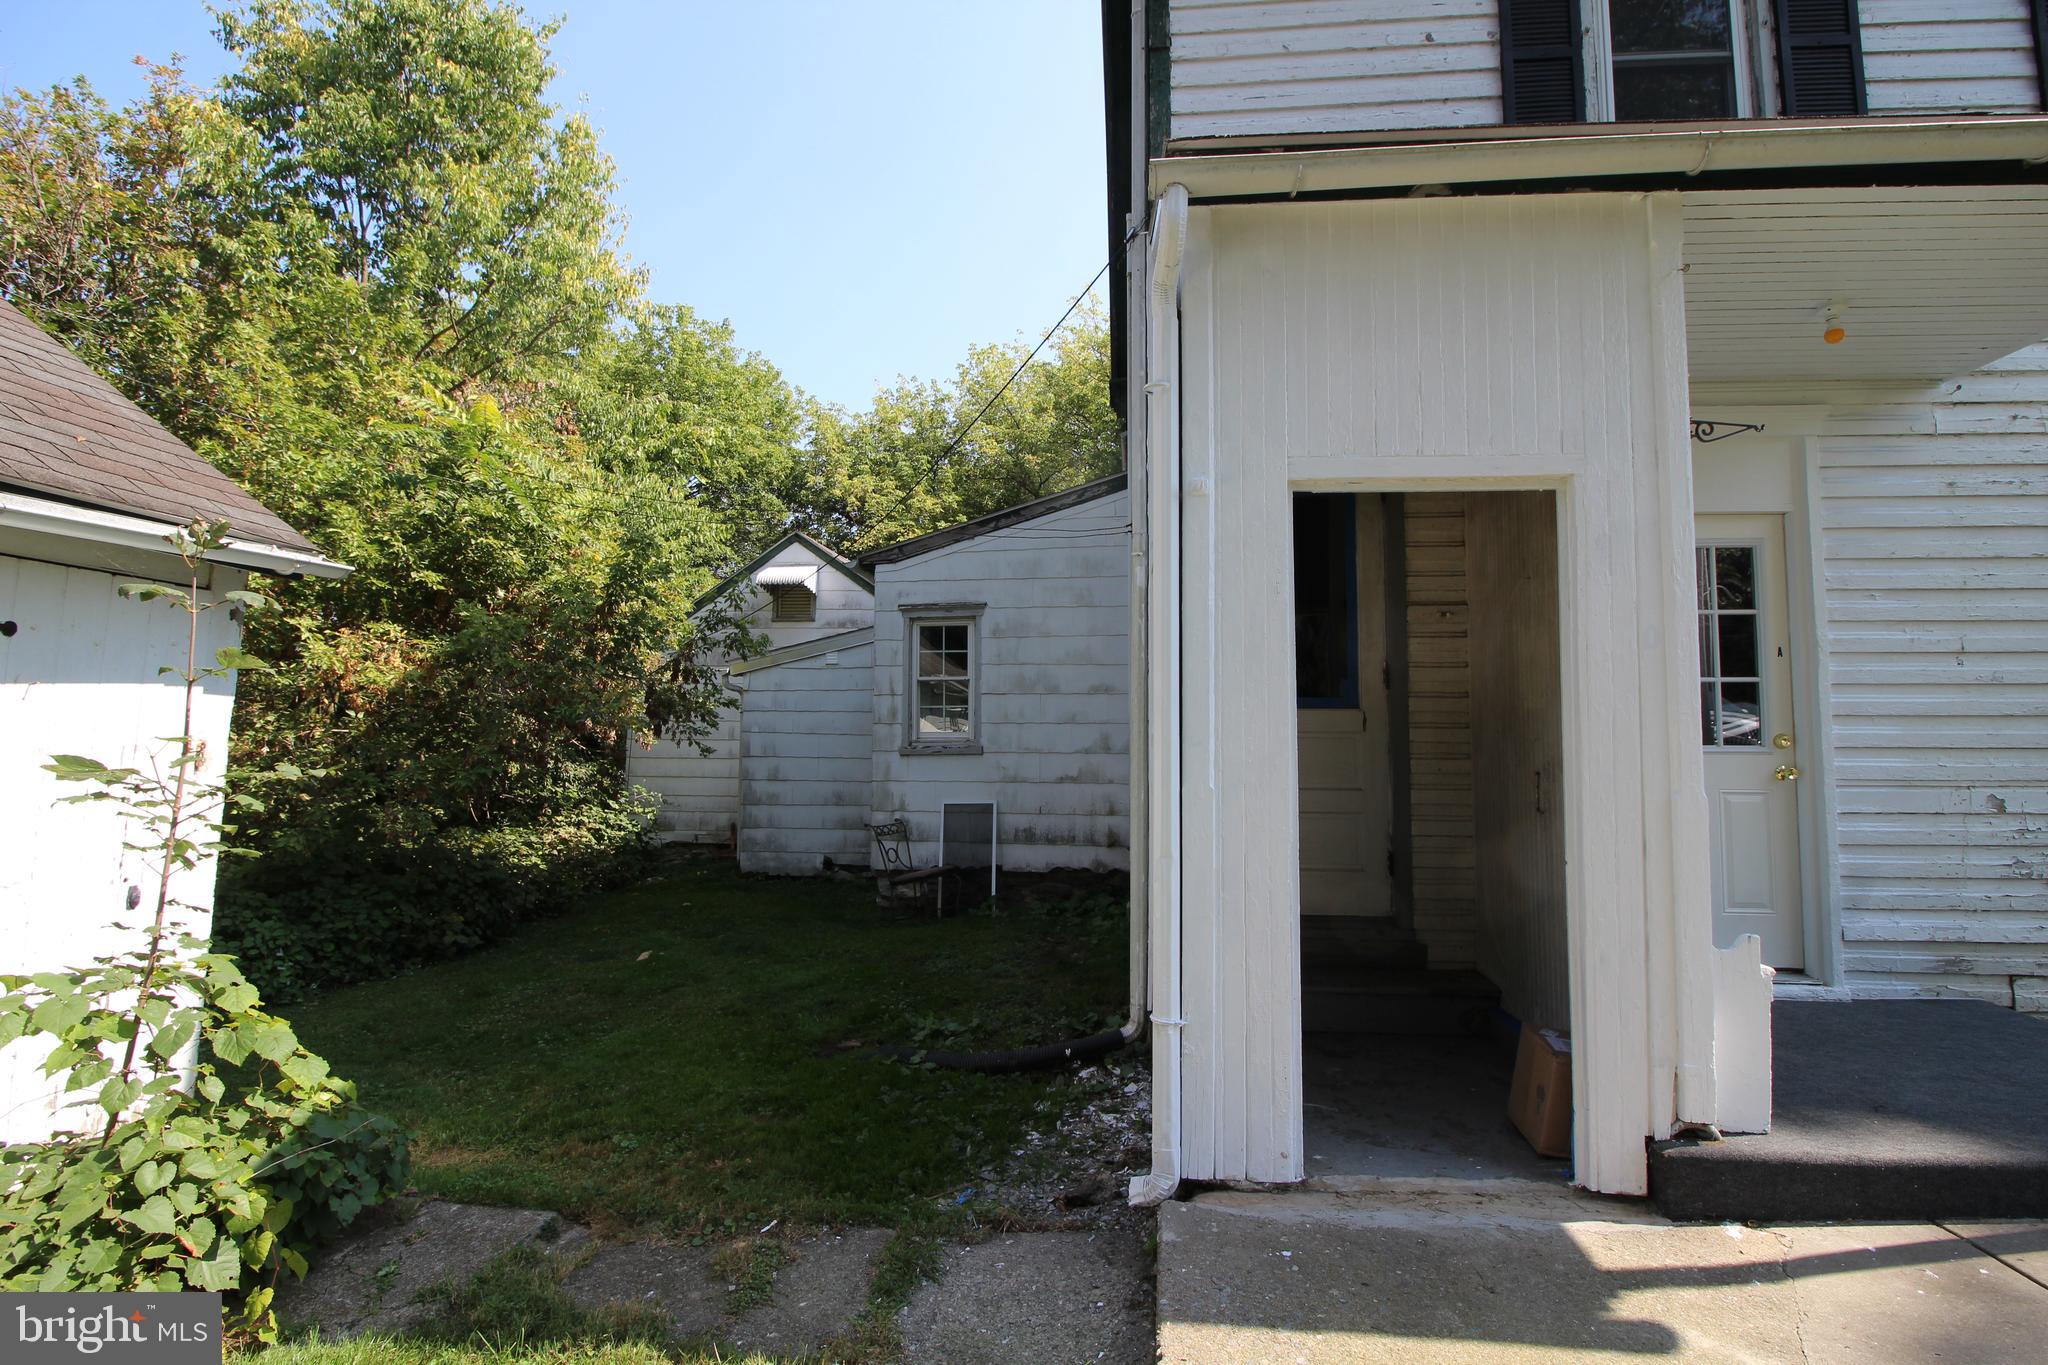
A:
1696;514;1804;969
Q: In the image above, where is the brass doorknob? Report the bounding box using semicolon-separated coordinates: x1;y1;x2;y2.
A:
1774;764;1800;782
1773;733;1794;750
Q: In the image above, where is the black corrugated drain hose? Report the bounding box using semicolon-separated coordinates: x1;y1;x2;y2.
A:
865;1026;1130;1074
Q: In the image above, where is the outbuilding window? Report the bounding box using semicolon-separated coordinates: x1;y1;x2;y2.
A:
900;604;984;753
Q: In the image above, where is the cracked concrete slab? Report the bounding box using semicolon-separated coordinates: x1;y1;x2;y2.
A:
561;1242;727;1339
899;1229;1153;1364
1159;1190;2048;1363
278;1199;584;1340
726;1228;891;1356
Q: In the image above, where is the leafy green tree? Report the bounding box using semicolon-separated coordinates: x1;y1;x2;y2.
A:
0;0;1119;993
216;0;641;393
796;300;1119;553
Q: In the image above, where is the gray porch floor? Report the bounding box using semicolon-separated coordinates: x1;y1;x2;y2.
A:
1650;1000;2048;1222
1304;1032;1566;1186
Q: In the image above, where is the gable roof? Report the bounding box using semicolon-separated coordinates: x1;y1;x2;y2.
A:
0;300;322;559
856;473;1128;568
691;528;874;612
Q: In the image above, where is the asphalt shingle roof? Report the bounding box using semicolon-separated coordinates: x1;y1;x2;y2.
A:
0;300;319;555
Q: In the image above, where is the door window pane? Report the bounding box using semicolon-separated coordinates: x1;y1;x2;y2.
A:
1718;681;1763;747
1716;612;1759;679
1714;546;1755;609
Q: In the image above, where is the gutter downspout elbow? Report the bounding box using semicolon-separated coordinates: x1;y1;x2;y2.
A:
1129;183;1189;1210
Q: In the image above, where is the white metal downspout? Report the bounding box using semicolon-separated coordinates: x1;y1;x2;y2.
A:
1123;211;1151;1057
1130;183;1189;1208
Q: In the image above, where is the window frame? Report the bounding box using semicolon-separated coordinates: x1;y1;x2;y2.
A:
899;603;985;756
1586;0;1767;122
769;584;816;623
1695;539;1769;750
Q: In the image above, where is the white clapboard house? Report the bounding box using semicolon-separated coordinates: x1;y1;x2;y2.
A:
627;476;1132;879
0;300;345;1141
1103;0;2048;1200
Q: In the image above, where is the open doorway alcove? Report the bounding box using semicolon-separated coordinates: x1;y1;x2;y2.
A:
1294;489;1571;1183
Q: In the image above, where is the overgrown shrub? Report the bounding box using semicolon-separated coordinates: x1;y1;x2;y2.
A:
216;793;654;1001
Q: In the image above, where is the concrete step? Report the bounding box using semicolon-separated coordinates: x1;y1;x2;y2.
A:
1302;969;1499;1037
1300;915;1429;972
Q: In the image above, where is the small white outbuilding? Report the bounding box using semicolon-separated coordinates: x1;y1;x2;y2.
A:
629;531;875;850
626;476;1132;882
0;300;345;1142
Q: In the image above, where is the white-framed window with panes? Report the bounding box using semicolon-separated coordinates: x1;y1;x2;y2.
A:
1587;0;1764;122
1504;0;1867;127
1697;542;1765;748
901;605;984;753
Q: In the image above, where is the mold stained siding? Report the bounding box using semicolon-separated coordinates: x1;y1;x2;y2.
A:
629;543;874;845
1169;0;1505;140
736;641;877;876
869;489;1132;873
1701;343;2048;1008
1859;0;2045;115
0;556;243;1142
1163;0;2044;145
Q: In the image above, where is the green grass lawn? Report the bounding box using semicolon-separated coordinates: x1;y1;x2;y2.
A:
283;856;1130;1235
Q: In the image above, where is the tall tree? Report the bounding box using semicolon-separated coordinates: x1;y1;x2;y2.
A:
216;0;640;394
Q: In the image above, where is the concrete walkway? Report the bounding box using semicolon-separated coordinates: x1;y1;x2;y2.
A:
1158;1181;2048;1363
280;1198;1153;1362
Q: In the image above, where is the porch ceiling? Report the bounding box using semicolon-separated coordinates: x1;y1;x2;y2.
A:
1680;186;2048;384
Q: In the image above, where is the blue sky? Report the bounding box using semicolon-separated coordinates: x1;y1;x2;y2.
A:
0;2;1108;410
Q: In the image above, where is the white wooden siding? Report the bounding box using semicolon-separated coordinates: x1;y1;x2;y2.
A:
630;707;739;845
1166;0;2044;143
870;490;1131;874
1405;492;1478;965
1179;194;1718;1193
1699;345;2048;1008
626;542;873;844
729;544;873;652
1170;0;1504;140
736;641;875;876
1860;0;2044;116
0;555;242;1141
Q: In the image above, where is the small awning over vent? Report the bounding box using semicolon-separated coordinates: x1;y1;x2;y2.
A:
754;565;817;588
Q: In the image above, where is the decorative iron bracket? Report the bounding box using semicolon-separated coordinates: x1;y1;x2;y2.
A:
1690;420;1766;444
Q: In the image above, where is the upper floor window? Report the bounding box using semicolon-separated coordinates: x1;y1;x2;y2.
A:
1610;1;1738;121
1502;0;1869;125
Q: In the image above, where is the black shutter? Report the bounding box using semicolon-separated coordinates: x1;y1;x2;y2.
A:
2032;0;2048;110
1775;0;1867;116
1500;0;1585;124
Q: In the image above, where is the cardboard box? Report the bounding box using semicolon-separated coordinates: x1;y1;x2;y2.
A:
1508;1026;1572;1159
